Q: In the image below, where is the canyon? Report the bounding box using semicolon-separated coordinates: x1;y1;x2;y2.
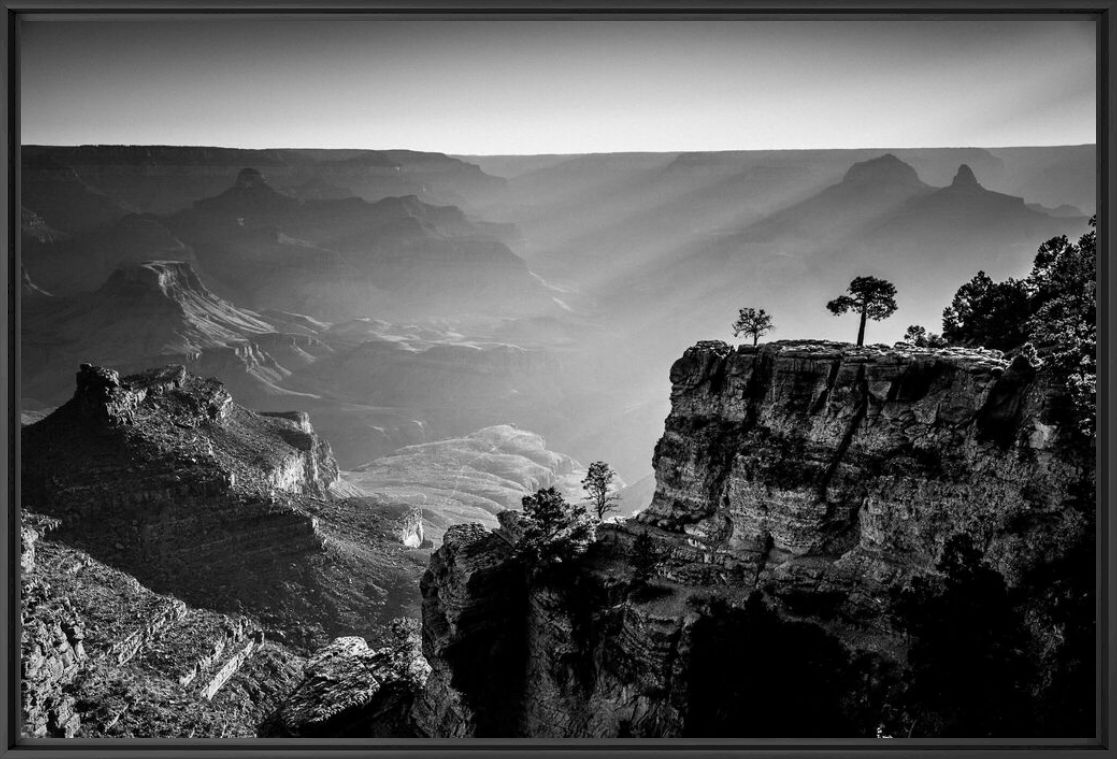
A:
17;143;1096;739
19;341;1095;738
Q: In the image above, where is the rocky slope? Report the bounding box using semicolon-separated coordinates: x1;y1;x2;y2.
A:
21;512;306;737
21;364;430;647
413;340;1094;738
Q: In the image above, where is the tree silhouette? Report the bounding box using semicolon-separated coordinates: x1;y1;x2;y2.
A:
582;461;619;521
1025;218;1096;435
938;217;1095;435
827;276;898;346
904;325;947;349
517;487;595;567
732;307;775;346
941;271;1030;351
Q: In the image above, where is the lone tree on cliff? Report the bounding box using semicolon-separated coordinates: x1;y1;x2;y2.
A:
731;307;775;346
518;487;595;567
827;276;898;346
582;461;620;521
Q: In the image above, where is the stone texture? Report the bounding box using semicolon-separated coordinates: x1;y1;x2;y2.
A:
414;340;1094;738
639;341;1088;592
262;621;430;738
20;364;420;645
20;515;301;738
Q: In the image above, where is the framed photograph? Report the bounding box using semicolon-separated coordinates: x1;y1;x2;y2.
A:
3;1;1113;756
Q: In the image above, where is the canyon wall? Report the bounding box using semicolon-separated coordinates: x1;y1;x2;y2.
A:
21;512;303;737
414;341;1094;738
21;364;383;643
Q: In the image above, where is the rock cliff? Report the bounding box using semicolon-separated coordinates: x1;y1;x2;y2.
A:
22;364;428;647
414;341;1094;738
640;340;1088;590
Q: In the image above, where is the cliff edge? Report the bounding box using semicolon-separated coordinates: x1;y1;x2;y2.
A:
22;364;428;647
414;341;1094;738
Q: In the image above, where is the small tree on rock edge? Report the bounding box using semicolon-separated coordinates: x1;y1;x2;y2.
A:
827;276;898;346
903;325;947;349
582;461;620;521
732;307;775;346
517;487;595;568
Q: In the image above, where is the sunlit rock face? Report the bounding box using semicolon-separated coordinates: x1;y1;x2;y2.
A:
20;260;324;409
414;340;1093;738
639;340;1088;589
21;365;331;601
261;621;430;738
20;511;305;738
20;364;428;646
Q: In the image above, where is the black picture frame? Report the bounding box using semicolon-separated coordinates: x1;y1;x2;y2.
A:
2;2;1113;757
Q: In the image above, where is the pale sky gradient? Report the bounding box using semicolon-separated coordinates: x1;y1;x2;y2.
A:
20;16;1097;154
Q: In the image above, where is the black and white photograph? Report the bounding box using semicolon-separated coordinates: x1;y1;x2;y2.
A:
8;8;1105;744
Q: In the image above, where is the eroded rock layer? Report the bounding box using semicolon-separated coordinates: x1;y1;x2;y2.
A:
414;341;1094;738
640;340;1088;591
20;513;304;738
21;364;427;646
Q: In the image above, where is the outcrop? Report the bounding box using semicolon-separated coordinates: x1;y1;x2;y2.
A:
261;619;430;738
639;340;1088;590
21;364;428;646
414;341;1094;738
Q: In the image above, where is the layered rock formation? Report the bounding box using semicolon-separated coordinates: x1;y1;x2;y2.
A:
20;260;327;408
21;364;428;646
640;340;1089;590
21;512;305;737
261;620;430;738
414;341;1094;738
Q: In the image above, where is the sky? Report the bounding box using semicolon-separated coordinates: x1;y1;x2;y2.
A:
20;16;1097;154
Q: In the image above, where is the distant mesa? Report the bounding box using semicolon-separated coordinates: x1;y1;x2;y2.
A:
950;163;981;188
841;153;923;187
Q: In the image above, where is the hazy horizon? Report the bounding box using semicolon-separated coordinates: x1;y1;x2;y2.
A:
19;142;1100;155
